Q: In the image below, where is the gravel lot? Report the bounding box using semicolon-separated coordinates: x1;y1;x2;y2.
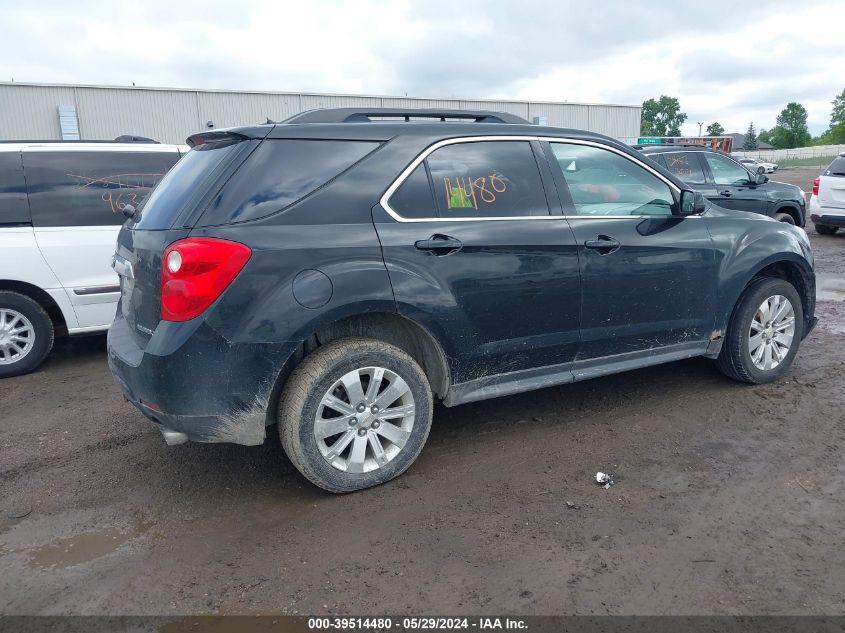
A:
2;167;844;616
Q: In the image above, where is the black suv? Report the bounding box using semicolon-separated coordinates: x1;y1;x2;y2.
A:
637;144;807;226
108;108;816;493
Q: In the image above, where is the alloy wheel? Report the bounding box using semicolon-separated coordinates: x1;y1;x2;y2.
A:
0;309;35;365
314;366;416;473
748;295;795;371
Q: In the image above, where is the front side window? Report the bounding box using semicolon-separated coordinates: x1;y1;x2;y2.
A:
662;152;707;186
23;150;180;227
550;143;674;216
702;153;751;186
423;141;549;218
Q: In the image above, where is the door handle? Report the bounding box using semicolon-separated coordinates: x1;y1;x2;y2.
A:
584;236;621;255
414;234;463;256
719;190;732;196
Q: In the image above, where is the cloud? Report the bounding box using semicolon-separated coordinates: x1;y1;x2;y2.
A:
0;0;843;136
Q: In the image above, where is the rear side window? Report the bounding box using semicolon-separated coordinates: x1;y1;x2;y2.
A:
135;142;244;230
23;150;180;227
0;152;30;225
386;141;549;219
199;139;380;226
663;152;707;185
426;141;548;218
825;156;845;177
389;164;436;219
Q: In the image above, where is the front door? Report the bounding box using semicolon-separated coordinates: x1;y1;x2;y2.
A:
374;139;582;386
699;151;765;214
544;141;719;367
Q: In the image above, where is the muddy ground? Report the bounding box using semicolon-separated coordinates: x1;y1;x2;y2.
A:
1;167;843;616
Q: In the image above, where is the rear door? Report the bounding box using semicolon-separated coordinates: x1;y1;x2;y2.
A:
22;146;180;330
819;155;845;211
374;138;582;385
698;151;765;214
544;140;718;369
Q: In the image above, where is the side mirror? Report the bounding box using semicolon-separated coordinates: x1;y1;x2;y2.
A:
121;203;136;219
755;173;768;185
679;190;706;216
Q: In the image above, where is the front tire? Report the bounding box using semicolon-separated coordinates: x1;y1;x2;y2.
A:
0;291;55;378
815;224;838;235
774;212;796;225
278;337;433;493
717;277;803;384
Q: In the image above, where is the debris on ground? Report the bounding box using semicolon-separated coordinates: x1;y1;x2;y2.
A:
565;501;579;510
596;472;614;489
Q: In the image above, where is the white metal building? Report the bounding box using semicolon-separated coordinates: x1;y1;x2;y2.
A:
0;82;642;144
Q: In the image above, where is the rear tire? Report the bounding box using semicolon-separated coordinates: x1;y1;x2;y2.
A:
815;224;838;235
774;212;796;225
0;291;55;378
757;166;766;175
717;277;803;384
278;337;433;493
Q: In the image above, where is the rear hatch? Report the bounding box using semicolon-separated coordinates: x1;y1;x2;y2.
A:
114;131;260;341
819;155;845;211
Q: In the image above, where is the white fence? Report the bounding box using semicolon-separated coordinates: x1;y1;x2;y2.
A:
732;144;845;163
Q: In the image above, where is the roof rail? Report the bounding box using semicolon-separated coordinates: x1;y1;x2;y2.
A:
283;107;529;125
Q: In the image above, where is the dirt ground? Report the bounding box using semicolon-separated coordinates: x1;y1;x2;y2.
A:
2;167;844;616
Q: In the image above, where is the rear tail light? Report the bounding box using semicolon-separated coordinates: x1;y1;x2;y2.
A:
160;238;251;322
812;177;820;196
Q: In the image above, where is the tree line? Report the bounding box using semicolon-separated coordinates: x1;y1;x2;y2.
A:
640;88;845;150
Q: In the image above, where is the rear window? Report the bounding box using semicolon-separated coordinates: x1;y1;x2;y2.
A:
134;141;244;230
825;156;845;177
0;152;30;225
23;150;180;227
198;139;380;226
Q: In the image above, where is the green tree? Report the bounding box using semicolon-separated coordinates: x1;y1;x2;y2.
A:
770;102;811;149
817;89;845;144
743;122;758;150
758;128;772;144
706;121;725;136
640;95;687;136
831;88;845;125
824;121;845;144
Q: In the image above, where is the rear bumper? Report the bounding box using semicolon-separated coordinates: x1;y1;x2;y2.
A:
809;196;845;225
811;214;845;228
107;312;291;445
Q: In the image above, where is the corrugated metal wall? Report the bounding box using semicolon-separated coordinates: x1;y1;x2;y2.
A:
0;82;642;144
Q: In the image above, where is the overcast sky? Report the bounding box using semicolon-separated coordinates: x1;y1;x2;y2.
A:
2;0;843;136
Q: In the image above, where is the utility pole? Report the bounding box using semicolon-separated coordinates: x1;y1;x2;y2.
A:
697;121;704;136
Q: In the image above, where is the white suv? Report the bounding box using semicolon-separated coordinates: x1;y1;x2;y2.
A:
810;153;845;235
0;140;184;377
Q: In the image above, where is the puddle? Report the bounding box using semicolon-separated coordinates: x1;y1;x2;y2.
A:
25;522;152;569
817;275;845;301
